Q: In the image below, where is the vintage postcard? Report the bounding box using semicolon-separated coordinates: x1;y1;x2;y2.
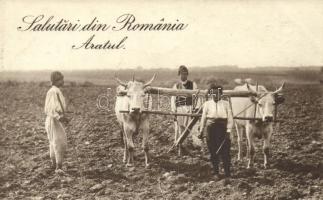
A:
1;0;322;199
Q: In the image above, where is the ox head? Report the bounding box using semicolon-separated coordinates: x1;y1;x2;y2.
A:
247;82;285;122
115;74;156;113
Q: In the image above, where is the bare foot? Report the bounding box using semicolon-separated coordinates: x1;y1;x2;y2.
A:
55;169;66;175
126;163;133;167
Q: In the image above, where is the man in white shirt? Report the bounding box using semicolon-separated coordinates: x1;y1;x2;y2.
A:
44;71;69;174
171;65;200;155
198;84;233;183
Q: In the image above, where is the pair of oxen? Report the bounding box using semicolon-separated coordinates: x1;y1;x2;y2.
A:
114;75;285;169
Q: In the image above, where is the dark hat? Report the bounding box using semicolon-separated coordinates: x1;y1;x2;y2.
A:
50;71;64;85
208;83;223;95
178;65;189;75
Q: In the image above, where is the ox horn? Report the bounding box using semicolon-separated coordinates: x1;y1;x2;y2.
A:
273;82;285;94
114;74;127;87
144;74;156;87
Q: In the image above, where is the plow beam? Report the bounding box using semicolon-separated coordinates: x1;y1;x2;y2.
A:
144;86;257;97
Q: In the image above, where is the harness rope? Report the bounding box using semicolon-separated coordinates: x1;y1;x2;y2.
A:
232;93;268;119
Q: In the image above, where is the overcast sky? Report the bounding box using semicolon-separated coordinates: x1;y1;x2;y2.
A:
1;0;323;71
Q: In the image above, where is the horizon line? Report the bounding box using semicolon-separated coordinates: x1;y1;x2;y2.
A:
1;65;322;72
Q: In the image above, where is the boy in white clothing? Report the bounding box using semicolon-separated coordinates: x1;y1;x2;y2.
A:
198;84;233;183
44;71;69;174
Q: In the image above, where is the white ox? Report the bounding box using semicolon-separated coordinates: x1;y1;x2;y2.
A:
114;75;155;167
231;81;284;169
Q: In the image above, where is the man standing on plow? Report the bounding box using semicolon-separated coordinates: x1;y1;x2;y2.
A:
198;84;233;184
171;65;200;156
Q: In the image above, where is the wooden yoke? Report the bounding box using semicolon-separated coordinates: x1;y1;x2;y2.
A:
144;86;257;97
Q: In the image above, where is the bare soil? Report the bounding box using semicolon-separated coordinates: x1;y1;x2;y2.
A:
0;83;322;200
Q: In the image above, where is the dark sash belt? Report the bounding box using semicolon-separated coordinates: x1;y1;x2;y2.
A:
206;118;227;124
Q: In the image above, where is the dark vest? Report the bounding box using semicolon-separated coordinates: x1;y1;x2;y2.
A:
175;80;193;107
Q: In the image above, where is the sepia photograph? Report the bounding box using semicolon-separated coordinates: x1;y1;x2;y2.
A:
0;0;322;199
